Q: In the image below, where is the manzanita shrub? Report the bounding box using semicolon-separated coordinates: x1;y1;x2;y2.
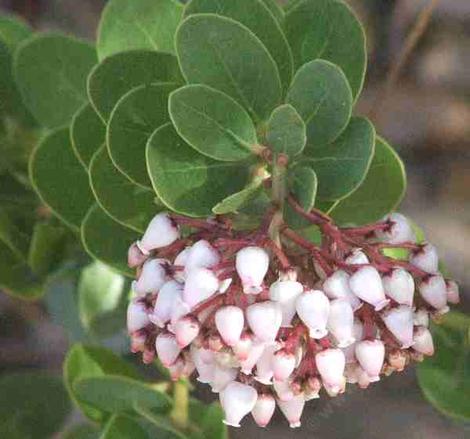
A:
0;0;469;437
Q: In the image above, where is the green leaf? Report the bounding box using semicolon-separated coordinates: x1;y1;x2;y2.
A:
266;104;306;157
74;376;171;414
64;424;99;439
176;13;282;121
88;50;183;121
330;137;406;225
29;128;94;231
285;165;317;228
169;84;258;161
0;14;32;50
97;0;183;60
285;0;367;100
305;116;375;201
27;221;68;276
100;415;149;439
71;104;106;169
0;373;71;439
14;33;97;128
212;176;264;215
417;312;470;421
107;82;178;187
259;0;285;24
0;209;29;259
134;404;187;439
147;123;251;217
81;204;140;277
184;0;293;91
188;400;227;439
286;59;352;147
64;343;140;422
90;146;158;233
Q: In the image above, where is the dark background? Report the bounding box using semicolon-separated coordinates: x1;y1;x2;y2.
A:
0;1;469;438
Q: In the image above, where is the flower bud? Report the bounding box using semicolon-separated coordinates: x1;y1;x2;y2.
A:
377;213;416;244
236;246;269;294
150;280;183;328
215;306;244;347
255;344;278;384
345;249;369;265
388;350;408;372
382;268;415;307
127;300;150;333
296;290;330;339
382;305;414;348
323;377;346;396
327;299;355;347
278;394;305;428
173;315;200;348
273;379;295;401
246;301;282;343
233;332;253;361
355;340;385;382
323;270;362;310
272;350;296;381
133;258;168;295
128;242;148;268
305;377;322;400
252;393;276;428
269;280;304;327
138;213;179;254
419;275;449;312
413;308;429;327
342;319;364;363
315;349;346;392
170;295;191;327
410;243;439;274
220;382;258;427
446;280;460;305
173;248;190;282
183;267;220;308
155;332;181;367
191;346;215;384
211;364;238;393
240;340;266;374
349;266;389;310
168;357;195;381
413;326;434;356
184;240;220;272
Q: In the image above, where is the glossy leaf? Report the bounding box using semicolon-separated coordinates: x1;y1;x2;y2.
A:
147;123;250;217
0;373;70;439
88;50;183;121
286;59;352;147
305;116;375;201
212;177;264;215
176;14;282;121
169;85;258;161
330;137;406;225
286;165;317;228
417;312;470;421
81;204;139;277
285;0;366;100
29;128;94;231
107;82;178;187
97;0;183;60
184;0;293;91
90;146;158;232
101;415;149;439
71;104;106;169
14;33;97;128
266;104;306;157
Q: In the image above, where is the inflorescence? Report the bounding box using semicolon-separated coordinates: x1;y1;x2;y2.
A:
126;201;459;429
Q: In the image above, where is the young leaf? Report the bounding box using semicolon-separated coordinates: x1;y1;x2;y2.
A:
71;104;106;169
286;59;352;147
184;0;293;91
29;128;95;231
169;85;258;161
329;137;406;225
305;116;375;201
146;123;251;217
88;50;183;121
81;204;140;277
14;33;97;128
285;0;366;100
101;415;150;439
417;312;470;422
0;373;70;439
97;0;183;60
176;14;282;121
266;104;306;157
212;176;264;215
107;82;179;187
90;146;158;232
285;165;317;228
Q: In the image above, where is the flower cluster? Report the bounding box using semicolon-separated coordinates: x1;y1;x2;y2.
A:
126;205;459;429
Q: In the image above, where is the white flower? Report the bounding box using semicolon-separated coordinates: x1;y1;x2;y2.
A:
133;258;168;295
413;326;434;356
419;275;449;312
220;382;258;427
215;306;244;347
296;290;330;338
410;243;439;274
184;240;220;272
252;393;276;428
382;305;414;348
126;300;150;333
155;332;181;367
278;394;305;428
349;266;389;310
150;280;183;328
183;267;220;308
327;299;355;347
315;349;346;392
138;213;179;254
246;301;282;343
355;339;385;382
236;246;269;294
272;350;296;381
323;270;362;310
269;280;303;327
377;213;416;244
382;268;415;307
173;315;200;348
345;249;369;265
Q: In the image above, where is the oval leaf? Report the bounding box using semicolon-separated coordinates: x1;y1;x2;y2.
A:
88;50;183;121
330;137;406;225
212;177;264;215
286;165;317;229
259;0;284;24
0;209;29;259
169;85;258;161
30;128;94;231
90;146;158;232
176;13;282;121
286;59;352;147
305;116;375;201
107;82;178;187
147;123;251;217
285;0;366;100
97;0;183;60
14;33;97;128
0;14;32;50
101;415;149;439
